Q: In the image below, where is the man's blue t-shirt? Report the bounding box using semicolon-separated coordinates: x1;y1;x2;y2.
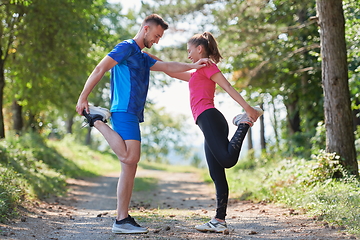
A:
107;39;157;123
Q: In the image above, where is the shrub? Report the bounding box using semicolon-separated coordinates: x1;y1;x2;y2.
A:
0;168;26;222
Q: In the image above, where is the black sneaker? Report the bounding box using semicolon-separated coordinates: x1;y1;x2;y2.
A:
82;105;111;127
112;215;148;234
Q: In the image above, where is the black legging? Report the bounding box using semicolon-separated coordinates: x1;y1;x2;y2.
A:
197;108;249;220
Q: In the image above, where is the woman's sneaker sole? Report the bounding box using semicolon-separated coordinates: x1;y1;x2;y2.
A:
195;219;228;233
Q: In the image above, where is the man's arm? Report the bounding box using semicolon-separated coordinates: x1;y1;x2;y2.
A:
145;52;207;82
76;56;117;115
150;58;210;73
166;72;192;82
144;52;191;81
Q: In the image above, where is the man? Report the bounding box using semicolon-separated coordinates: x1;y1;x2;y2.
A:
76;14;209;234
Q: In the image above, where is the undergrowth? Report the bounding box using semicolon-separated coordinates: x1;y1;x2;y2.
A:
0;133;119;222
227;150;360;235
1;132;359;237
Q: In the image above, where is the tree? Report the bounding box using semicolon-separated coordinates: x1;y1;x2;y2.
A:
343;0;360;130
141;104;193;163
0;0;31;137
142;0;324;157
1;0;117;137
217;0;324;157
316;0;358;176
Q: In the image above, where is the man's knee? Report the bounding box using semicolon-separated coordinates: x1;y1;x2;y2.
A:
119;155;140;166
122;140;140;163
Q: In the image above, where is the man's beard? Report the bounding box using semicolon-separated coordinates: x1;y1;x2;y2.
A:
144;37;152;49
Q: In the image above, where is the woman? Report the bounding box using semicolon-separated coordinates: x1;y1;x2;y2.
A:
150;32;263;233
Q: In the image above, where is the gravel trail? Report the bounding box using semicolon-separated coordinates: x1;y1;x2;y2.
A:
0;169;355;240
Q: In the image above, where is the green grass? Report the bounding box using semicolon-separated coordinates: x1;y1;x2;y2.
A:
133;177;158;192
0;133;202;223
139;160;203;174
1;133;359;237
0;133;120;222
226;151;360;236
47;134;121;176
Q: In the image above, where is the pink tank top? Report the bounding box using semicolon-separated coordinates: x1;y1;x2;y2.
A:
189;63;221;122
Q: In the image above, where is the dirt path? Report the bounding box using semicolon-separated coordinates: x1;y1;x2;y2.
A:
0;169;356;240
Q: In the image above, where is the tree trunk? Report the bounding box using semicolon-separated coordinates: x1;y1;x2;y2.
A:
12;100;23;134
0;61;5;138
246;126;254;158
316;0;359;176
85;127;92;145
66;112;75;134
284;99;301;135
270;97;280;151
247;126;253;150
259;103;266;151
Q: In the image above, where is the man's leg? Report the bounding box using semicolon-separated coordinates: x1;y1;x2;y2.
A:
93;122;141;216
92;121;147;233
116;140;140;220
93;121;129;161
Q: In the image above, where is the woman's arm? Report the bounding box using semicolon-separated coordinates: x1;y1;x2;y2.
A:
210;72;260;122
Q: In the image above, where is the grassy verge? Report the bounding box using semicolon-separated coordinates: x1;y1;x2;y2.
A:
0;133;200;223
0;133;120;222
1;133;359;237
226;151;360;236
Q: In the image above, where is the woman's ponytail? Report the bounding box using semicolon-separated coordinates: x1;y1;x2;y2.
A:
188;32;223;64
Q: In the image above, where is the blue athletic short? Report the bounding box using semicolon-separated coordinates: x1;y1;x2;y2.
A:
110;112;141;141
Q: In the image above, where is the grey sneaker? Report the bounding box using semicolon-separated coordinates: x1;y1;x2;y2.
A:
112;215;148;234
82;105;111;127
195;218;228;233
232;106;264;127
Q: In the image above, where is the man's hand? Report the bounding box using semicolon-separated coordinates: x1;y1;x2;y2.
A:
193;58;212;69
76;98;89;115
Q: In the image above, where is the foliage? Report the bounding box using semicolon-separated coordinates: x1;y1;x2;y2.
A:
356;126;360;158
0;133;119;222
1;0;136;136
344;0;360;112
0;167;26;222
310;121;326;154
141;104;195;163
302;177;360;234
1;0;106;135
0;0;358;233
141;0;359;176
309;150;345;183
226;151;360;235
140;0;325;158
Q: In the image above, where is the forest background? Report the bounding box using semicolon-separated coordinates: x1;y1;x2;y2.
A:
0;0;359;236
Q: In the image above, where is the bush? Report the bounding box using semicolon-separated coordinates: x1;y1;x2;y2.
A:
0;133;119;222
227;150;360;235
0;168;25;222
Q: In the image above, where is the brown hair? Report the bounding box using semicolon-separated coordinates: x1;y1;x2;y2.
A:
188;32;223;64
143;14;169;30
